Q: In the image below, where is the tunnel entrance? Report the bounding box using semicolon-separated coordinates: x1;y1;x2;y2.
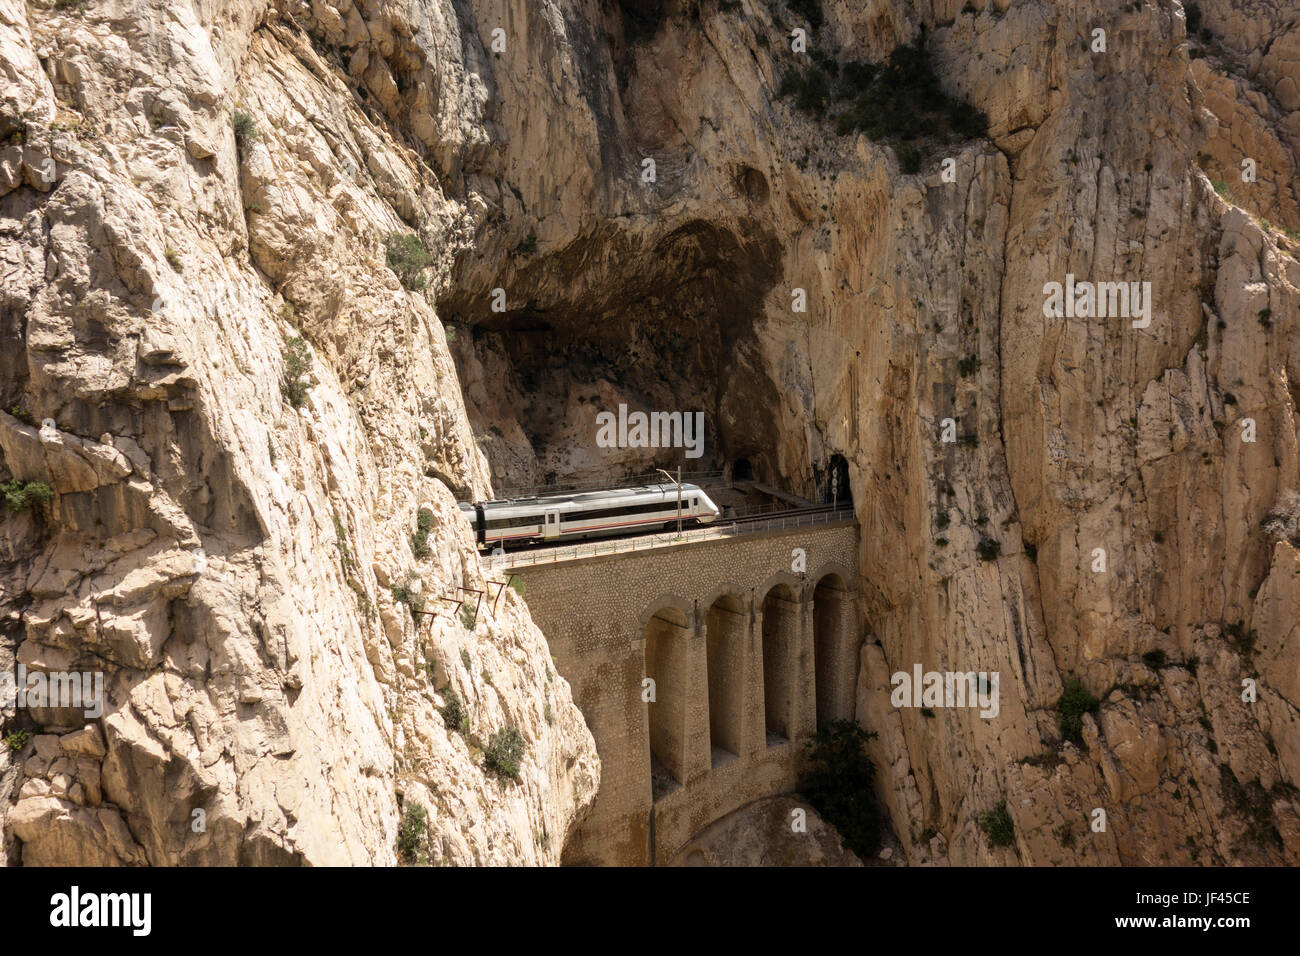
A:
824;454;852;507
732;458;754;482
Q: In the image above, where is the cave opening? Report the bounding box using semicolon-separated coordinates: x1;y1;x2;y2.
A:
442;218;784;493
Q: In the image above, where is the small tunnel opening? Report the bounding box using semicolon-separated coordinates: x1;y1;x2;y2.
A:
732;458;754;482
824;454;852;507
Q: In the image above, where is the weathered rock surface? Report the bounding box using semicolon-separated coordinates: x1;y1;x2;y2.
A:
426;0;1300;866
1;0;598;866
2;0;1297;867
667;795;868;866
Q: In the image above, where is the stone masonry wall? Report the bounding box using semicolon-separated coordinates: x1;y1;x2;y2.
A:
515;520;860;865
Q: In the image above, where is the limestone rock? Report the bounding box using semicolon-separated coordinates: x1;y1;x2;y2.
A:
0;0;597;867
2;0;1297;869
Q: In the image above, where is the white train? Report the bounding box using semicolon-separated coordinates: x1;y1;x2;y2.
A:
459;483;721;549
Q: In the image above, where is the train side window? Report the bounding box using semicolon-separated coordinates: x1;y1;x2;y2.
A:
567;502;670;521
486;515;541;530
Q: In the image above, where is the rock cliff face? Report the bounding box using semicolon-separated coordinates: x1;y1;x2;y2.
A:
0;0;597;866
2;0;1298;866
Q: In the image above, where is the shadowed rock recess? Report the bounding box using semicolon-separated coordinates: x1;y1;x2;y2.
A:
0;0;1298;866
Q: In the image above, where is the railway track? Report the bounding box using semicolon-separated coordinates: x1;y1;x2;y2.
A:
486;503;856;569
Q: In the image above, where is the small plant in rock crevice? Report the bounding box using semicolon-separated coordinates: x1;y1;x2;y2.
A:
484;726;526;781
1142;649;1168;669
391;578;425;617
2;479;53;513
1057;678;1100;745
440;685;469;736
979;800;1015;848
411;507;434;559
280;336;316;408
8;405;35;426
232;110;259;144
396;803;427;863
386;232;431;290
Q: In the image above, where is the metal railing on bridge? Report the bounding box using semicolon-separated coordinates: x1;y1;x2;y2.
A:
482;504;856;571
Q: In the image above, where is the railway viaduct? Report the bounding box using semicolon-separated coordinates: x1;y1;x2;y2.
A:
504;514;862;865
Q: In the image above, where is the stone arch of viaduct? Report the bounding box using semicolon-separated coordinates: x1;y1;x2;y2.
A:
513;520;861;866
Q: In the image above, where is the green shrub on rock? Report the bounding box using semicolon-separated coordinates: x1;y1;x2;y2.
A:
800;719;881;858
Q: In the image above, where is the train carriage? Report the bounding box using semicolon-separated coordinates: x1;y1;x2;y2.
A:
458;483;720;549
